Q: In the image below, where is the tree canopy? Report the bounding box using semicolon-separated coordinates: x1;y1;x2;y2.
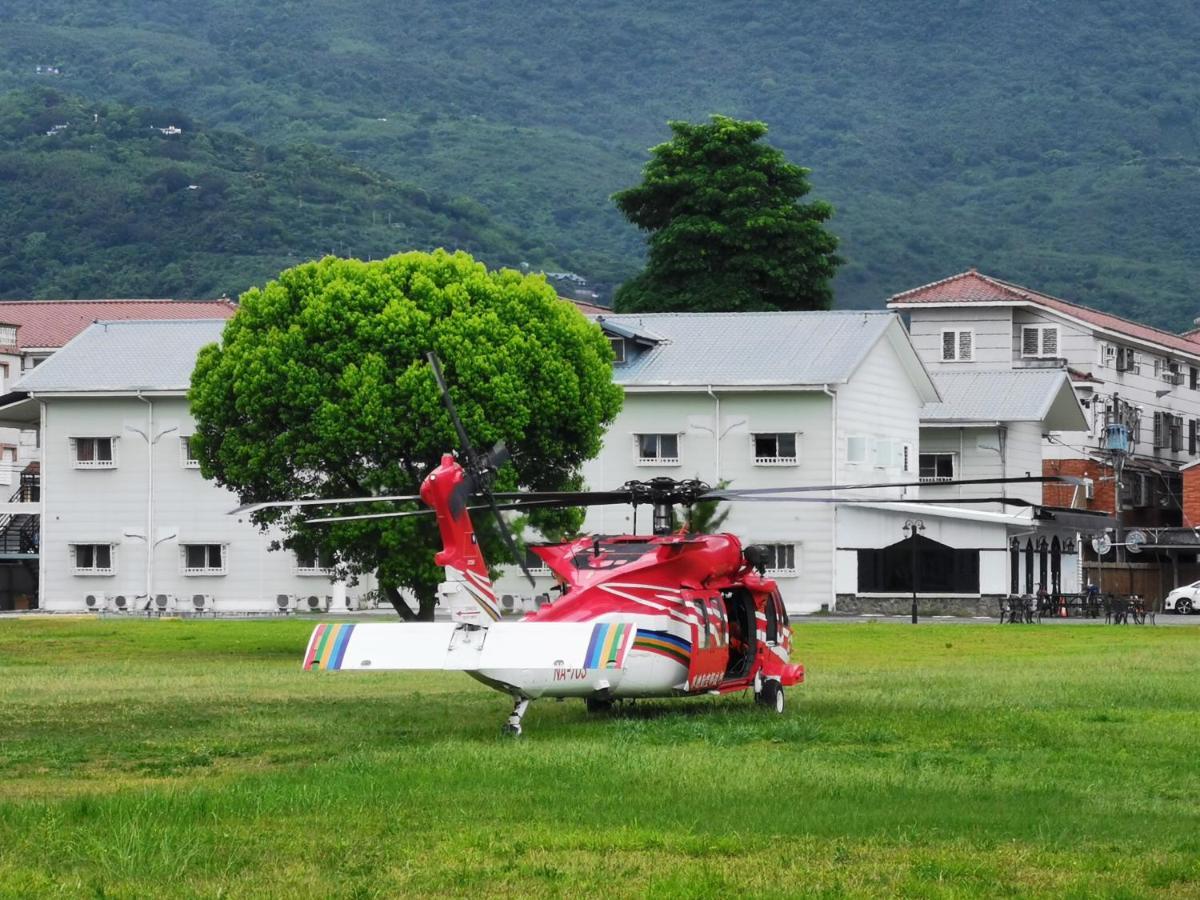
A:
613;116;841;313
189;250;623;619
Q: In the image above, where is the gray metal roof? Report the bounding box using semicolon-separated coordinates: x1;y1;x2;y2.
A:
598;310;908;387
13;319;226;393
922;369;1086;429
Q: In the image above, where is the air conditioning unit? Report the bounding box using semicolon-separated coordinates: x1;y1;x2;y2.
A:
152;594;176;612
84;592;107;611
276;593;298;613
191;594;214;612
501;594;515;613
111;594;132;612
302;594;330;612
340;594;366;611
1165;371;1184;385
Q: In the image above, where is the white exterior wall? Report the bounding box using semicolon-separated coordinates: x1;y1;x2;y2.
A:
907;304;1200;469
919;422;1045;506
907;306;1014;371
39;396;370;612
835;505;1012;596
498;329;935;614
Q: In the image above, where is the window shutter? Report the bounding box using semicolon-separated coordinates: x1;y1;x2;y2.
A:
941;331;956;361
1153;412;1165;448
1189;419;1197;455
958;331;973;361
1042;328;1058;356
1022;327;1039;356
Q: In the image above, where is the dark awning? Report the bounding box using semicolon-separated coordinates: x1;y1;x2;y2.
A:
1033;506;1116;534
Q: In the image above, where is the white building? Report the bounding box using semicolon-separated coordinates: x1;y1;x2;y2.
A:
0;320;369;613
502;310;939;612
889;269;1200;528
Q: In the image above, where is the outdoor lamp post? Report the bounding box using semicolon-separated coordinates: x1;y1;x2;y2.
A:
904;519;925;624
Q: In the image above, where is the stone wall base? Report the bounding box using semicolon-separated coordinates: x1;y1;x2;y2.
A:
834;594;1004;617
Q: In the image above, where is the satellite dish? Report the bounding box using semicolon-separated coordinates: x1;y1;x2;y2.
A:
1126;530;1147;554
1092;534;1113;555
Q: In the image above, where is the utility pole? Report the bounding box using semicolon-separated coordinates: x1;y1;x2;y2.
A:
904;519;925;624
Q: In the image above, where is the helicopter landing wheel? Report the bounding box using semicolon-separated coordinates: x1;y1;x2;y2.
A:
585;696;614;714
759;679;784;714
501;722;521;737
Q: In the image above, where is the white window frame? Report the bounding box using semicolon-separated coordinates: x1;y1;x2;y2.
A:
0;325;16;345
523;547;551;577
634;433;680;466
940;329;974;362
71;436;118;469
752;432;799;466
180;435;201;468
609;337;626;364
294;548;334;577
180;543;228;576
761;543;798;577
1021;325;1059;358
918;452;956;483
72;543;116;576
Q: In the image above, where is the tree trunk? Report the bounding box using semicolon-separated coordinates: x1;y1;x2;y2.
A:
382;585;417;621
382;584;438;621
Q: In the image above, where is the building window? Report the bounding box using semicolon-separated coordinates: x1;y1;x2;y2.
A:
1190;367;1199;390
524;547;551;576
919;452;955;483
608;337;626;364
1170;415;1184;452
0;326;16;345
181;544;226;576
180;436;201;468
846;436;869;464
635;433;679;465
1189;419;1198;455
72;543;115;576
761;543;798;577
753;432;798;465
1021;325;1059;358
294;548;334;576
72;437;116;468
941;330;974;362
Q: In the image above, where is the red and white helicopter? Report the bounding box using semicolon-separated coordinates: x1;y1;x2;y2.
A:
246;354;1071;735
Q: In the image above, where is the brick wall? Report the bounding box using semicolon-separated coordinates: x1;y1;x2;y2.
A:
1042;458;1111;511
1182;464;1200;527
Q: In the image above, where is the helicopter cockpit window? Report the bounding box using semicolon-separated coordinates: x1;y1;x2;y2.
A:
570;540;655;570
765;594;778;644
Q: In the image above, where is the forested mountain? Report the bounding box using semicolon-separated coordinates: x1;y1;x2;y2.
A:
2;1;1198;324
0;90;529;298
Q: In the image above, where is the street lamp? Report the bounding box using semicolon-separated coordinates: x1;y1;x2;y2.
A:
903;519;925;624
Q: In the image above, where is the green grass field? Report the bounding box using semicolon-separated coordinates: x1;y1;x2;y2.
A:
1;618;1197;898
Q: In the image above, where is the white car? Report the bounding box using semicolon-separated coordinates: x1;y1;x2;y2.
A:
1164;581;1200;614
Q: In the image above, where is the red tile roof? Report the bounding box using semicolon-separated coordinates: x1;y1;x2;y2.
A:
889;270;1200;357
567;296;611;316
0;299;236;349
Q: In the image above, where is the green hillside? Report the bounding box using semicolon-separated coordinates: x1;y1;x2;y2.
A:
0;90;533;299
2;1;1199;324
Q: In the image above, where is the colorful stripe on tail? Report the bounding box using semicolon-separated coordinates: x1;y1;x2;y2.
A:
303;623;356;671
632;629;692;667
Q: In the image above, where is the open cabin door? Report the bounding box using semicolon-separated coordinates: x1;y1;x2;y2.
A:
684;591;727;691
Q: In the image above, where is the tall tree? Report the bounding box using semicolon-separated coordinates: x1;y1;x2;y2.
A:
613;115;841;313
189;250;623;620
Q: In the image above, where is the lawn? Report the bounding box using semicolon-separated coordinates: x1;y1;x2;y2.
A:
0;618;1197;898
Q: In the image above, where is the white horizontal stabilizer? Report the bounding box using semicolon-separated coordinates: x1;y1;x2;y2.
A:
303;621;636;672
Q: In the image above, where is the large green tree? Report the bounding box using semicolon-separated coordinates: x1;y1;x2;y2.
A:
189;250;623;619
613;115;841;313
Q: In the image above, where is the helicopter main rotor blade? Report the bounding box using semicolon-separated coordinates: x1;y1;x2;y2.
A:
703;474;1081;500
307;498;571;525
230;493;422;515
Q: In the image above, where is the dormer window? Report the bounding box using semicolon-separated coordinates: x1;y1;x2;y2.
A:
0;325;16;345
1021;325;1059;358
609;337;626;364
